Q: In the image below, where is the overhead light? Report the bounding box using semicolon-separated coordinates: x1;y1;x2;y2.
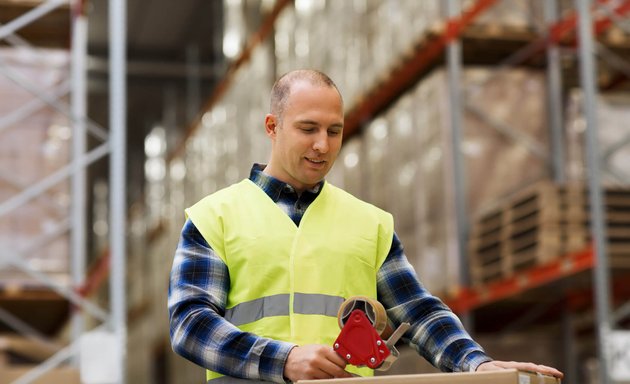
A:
370;118;388;141
212;106;227;125
422;147;442;170
344;152;359;169
145;158;165;182
223;0;244;59
295;0;314;15
170;159;186;182
144;126;166;158
398;162;416;187
223;29;241;59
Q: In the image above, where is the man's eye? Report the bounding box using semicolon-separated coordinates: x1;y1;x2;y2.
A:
328;130;341;136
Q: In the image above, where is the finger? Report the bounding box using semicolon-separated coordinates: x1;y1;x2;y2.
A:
536;365;564;378
317;357;352;378
326;348;349;367
309;363;351;380
311;367;335;380
476;361;507;372
335;370;353;378
495;361;537;371
495;361;563;378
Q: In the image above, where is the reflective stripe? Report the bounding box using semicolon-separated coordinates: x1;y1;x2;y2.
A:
208;372;361;383
224;293;344;325
294;293;344;317
208;377;269;383
224;294;289;326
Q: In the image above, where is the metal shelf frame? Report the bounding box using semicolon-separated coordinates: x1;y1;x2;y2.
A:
140;0;629;382
148;0;629;382
333;0;630;382
0;0;127;383
443;1;630;384
576;1;612;383
9;0;621;382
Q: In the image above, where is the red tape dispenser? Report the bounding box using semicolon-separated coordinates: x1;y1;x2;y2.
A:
333;296;410;371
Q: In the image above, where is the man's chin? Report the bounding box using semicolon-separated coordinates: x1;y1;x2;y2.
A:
299;175;325;189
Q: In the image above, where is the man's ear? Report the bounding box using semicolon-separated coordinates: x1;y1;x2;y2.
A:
265;114;277;137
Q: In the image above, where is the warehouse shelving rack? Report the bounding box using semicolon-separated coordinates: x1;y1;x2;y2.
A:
458;3;628;384
2;0;624;383
450;2;628;384
1;1;294;381
313;2;628;384
151;1;628;383
339;1;629;383
0;0;127;383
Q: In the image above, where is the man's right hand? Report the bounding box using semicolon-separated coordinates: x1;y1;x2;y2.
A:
283;344;352;382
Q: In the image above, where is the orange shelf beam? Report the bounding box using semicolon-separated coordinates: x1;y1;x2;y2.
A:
343;0;499;139
446;247;595;314
82;0;630;306
76;247;110;298
343;0;630;141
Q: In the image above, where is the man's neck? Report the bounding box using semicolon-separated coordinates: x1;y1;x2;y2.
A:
261;165;302;195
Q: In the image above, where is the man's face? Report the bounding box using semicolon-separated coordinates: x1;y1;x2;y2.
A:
265;81;344;192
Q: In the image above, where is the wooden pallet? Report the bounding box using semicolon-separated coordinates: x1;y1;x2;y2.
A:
0;367;79;384
469;181;630;286
0;334;60;366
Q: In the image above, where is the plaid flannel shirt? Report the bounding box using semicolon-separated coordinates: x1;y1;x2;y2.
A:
168;164;492;382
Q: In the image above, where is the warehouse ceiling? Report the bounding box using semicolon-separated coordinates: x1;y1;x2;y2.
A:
1;0;226;136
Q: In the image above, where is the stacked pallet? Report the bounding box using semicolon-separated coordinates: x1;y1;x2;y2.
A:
468;181;630;286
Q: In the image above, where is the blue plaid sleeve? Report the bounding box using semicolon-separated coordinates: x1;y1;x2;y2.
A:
377;233;493;372
168;219;295;382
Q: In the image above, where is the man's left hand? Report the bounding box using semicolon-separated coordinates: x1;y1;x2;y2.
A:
477;360;564;379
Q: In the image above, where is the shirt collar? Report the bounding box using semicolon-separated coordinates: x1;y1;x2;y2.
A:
249;163;323;202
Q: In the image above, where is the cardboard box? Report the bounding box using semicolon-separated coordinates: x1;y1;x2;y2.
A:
298;369;560;384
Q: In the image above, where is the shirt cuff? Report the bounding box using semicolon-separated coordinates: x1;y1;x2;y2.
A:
259;340;296;383
461;350;493;372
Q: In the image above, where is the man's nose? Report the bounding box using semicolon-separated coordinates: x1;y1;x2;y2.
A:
313;133;329;153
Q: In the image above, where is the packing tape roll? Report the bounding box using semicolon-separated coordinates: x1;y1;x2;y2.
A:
337;296;388;335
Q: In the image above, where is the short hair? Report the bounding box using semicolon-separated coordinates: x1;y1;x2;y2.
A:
270;69;343;122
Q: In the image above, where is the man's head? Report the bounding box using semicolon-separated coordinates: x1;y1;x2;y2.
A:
270;69;343;124
264;70;344;193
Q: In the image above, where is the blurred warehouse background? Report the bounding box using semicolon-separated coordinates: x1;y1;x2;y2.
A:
1;0;630;383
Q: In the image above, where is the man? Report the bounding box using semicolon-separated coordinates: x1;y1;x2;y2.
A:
169;69;563;383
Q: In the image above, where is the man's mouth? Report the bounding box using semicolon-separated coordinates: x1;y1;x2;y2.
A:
306;157;325;165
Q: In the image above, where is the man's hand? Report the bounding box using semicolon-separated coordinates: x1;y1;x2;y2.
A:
283;344;352;382
477;360;564;379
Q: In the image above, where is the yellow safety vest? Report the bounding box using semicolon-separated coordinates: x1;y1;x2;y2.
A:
186;179;394;382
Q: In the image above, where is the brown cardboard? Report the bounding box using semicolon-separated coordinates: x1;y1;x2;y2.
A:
298;369;560;384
